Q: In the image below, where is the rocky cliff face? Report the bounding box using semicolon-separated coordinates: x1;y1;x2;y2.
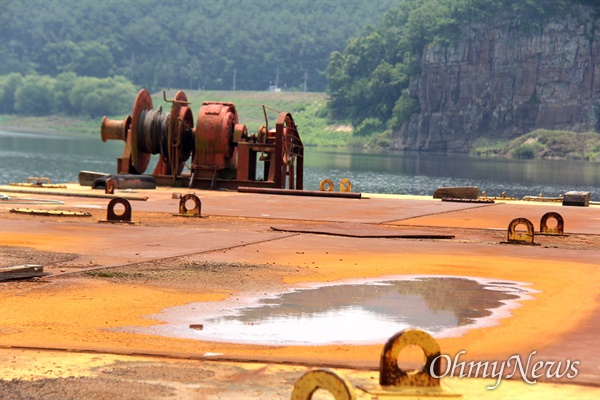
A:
392;10;600;152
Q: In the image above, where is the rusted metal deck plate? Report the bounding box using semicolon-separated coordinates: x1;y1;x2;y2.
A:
388;201;600;235
1;186;599;397
2;348;597;400
1;185;494;224
271;222;455;238
192;192;494;223
0;218;289;275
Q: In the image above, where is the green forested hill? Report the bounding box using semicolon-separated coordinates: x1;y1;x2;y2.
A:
0;0;395;92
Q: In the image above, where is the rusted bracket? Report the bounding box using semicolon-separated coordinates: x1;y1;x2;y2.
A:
174;193;203;217
99;198;139;224
339;178;353;193
319;179;334;191
379;329;441;388
319;178;353;192
163;89;191;105
9;177;66;189
290;329;461;399
27;177;51;185
539;212;565;236
291;369;357;400
357;329;460;397
501;217;539;245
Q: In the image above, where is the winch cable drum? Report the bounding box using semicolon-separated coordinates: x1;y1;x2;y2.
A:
101;88;304;189
137;107;170;158
101;89;195;176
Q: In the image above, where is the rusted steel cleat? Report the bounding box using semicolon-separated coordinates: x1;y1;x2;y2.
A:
99;197;139;225
291;369;356;400
175;193;203;217
357;329;461;397
290;329;462;399
539;212;565;236
503;217;537;245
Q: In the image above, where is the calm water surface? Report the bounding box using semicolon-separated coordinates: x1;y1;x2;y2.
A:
1;130;598;200
125;276;537;345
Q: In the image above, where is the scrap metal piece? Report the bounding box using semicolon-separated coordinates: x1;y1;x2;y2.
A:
505;217;536;245
562;191;590;207
433;187;478;199
28;177;51;185
522;195;563;202
10;177;67;189
177;193;202;217
480;191;518;201
238;187;361;199
291;369;356;400
339;178;352;193
79;170;109;186
93;174;157;191
9;208;91;217
319;179;334;191
540;212;564;235
105;177;115;194
0;265;48;281
442;198;494;203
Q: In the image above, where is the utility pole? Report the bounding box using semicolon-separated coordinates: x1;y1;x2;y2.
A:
275;66;279;89
304;70;308;92
233;68;236;91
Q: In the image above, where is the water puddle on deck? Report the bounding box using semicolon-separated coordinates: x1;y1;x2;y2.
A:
125;275;538;346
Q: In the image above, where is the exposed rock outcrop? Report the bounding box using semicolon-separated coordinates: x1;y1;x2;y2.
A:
392;9;600;152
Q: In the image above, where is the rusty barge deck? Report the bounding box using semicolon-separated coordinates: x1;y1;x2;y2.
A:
0;184;598;399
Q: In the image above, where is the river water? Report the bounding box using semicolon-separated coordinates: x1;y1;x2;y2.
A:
1;129;598;200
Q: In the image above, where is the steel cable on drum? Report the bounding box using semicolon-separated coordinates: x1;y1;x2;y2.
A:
137;107;170;159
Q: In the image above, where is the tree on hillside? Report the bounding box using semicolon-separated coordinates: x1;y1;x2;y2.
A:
0;0;396;93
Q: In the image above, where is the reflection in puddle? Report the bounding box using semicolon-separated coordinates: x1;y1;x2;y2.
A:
125;275;537;346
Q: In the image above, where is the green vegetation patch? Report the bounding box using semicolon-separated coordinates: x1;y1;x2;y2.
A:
85;270;144;279
471;130;600;161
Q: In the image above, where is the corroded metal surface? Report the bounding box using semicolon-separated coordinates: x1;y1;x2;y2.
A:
270;223;454;239
10;177;66;189
319;179;334;191
506;217;535;245
379;329;441;388
194;101;238;179
105;197;132;223
9;208;91;217
339;178;352;193
1;187;599;397
102;91;303;190
129;89;154;174
291;369;356;400
177;193;202;217
540;212;564;235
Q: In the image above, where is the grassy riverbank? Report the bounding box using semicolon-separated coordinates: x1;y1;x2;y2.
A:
471;130;600;161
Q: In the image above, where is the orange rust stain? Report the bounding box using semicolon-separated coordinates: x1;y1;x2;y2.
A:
2;232;93;252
